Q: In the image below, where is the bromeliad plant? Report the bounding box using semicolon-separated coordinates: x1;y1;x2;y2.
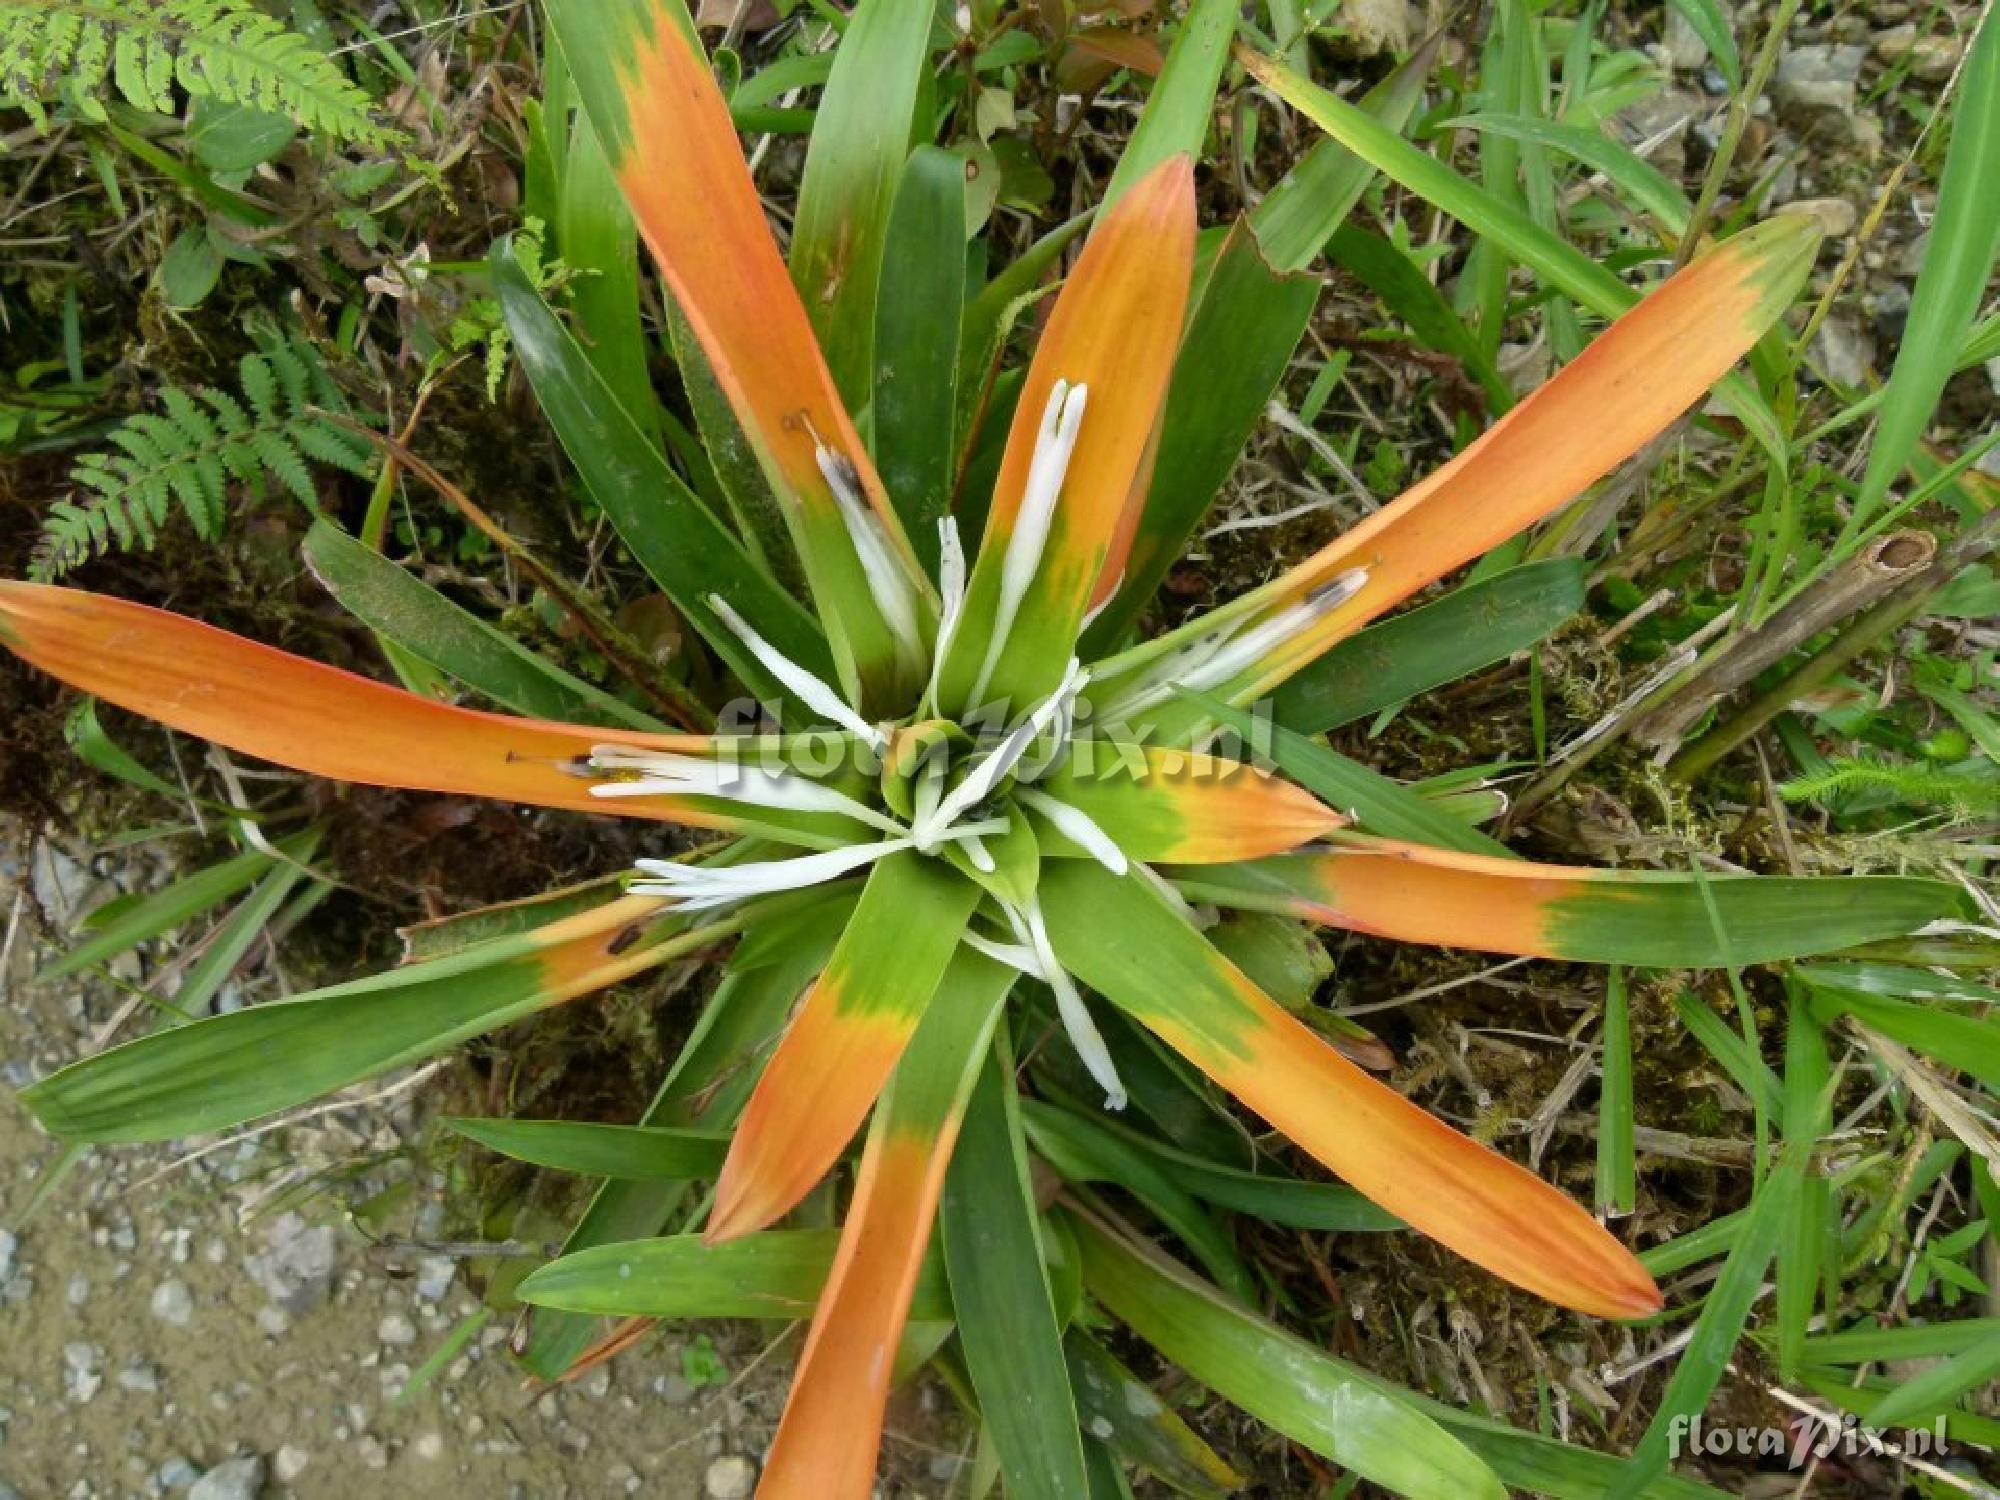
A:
5;2;1979;1495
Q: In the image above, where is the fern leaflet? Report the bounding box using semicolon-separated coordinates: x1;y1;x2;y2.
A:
0;0;396;149
1781;756;2000;817
32;333;374;581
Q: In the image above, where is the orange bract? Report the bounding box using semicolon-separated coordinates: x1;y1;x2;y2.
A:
609;17;894;534
0;582;722;825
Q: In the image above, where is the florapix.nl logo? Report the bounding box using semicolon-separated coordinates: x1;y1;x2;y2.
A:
1669;1411;1952;1471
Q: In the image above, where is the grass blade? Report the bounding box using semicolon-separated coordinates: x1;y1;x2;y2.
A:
1848;6;2000;532
940;1030;1091;1500
1597;966;1636;1217
444;1118;731;1180
790;0;937;409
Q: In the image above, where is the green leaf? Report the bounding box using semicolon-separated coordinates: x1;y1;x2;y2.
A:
184;97;295;173
399;878;627;964
1793;961;2000;1007
941;1029;1091;1500
1801;1317;2000;1365
873;145;968;574
302;520;663;730
164;858;322;1024
1773;992;1829;1383
516;891;850;1379
444;1118;730;1179
156;226;224;309
21;898;704;1142
491;238;836;701
64;697;187;802
663;297;794;587
1801;983;2000;1090
1863;1330;2000;1429
956;213;1090;449
1327;220;1513;411
517;1228;952;1321
1445;112;1691;236
557;104;665;448
1108;1125;1399;1232
1850;8;2000;529
1102;0;1235;209
1240;47;1792;463
1272;559;1585;733
1666;0;1742;88
1025;998;1255;1170
1064;1332;1242;1498
1611;1013;1819;1499
36;836;306;984
1597;966;1635;1217
789;0;937;409
1248;34;1439;273
1023;1099;1257;1302
1071;1210;1506;1500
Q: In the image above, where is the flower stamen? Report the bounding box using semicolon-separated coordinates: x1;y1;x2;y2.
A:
813;442;927;672
706;594;888;753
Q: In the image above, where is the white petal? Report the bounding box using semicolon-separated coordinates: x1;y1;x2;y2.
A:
927;659;1088;836
629;839;911;905
706;594;886;751
1021;897;1126;1111
1015;787;1128;875
967;380;1086;707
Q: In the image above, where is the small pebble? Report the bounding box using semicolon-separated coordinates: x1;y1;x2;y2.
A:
150;1278;195;1329
413;1255;456;1303
1782;196;1856;238
187;1455;266;1500
157;1457;202;1491
117;1361;161;1395
273;1446;310;1483
62;1342;102;1403
704;1455;757;1500
376;1311;417;1347
0;1229;16;1283
413;1431;444;1462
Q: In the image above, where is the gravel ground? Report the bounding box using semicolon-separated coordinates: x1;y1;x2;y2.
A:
0;834;793;1500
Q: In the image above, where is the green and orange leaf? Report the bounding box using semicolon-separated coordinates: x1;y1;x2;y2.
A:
707;853;980;1241
22;893;682;1142
1040;860;1662;1321
1175;839;1973;967
935;156;1196;715
541;0;930;710
0;582;876;846
1036;743;1344;863
758;953;1014;1496
1123;214;1820;735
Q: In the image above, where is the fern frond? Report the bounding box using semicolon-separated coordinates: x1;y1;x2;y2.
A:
1781;756;2000;816
31;334;374;581
0;0;396;149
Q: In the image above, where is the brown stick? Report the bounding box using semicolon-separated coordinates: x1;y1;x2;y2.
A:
1670;510;2000;781
1629;530;1936;752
